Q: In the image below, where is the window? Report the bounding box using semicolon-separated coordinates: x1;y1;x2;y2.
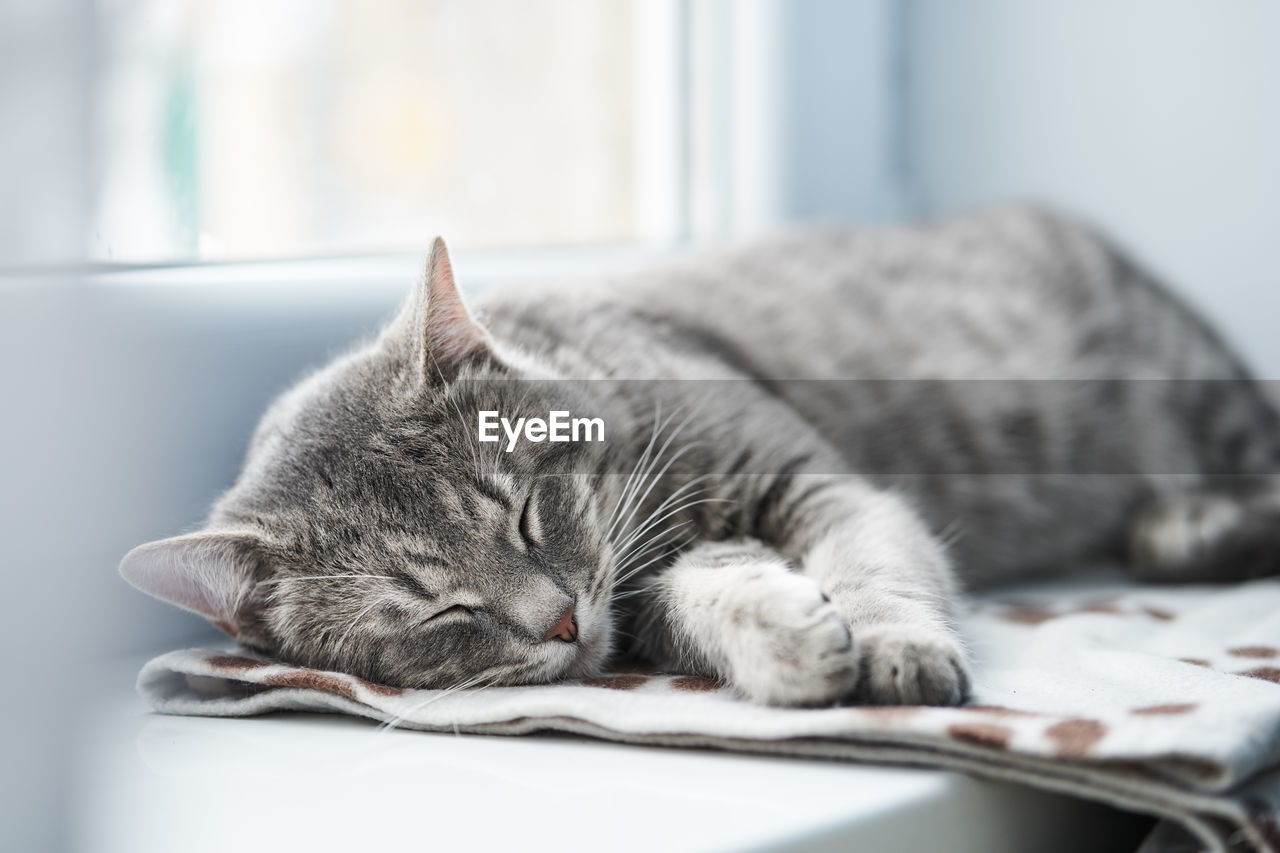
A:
92;0;683;263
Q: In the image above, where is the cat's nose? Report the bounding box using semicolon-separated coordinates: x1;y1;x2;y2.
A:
543;604;577;643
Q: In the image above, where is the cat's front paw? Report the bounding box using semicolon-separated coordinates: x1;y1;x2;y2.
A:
854;625;970;706
723;572;859;707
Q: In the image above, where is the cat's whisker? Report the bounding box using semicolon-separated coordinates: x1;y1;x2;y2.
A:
601;445;644;536
613;544;691;593
938;517;966;550
611;466;711;545
625;592;669;641
602;401;672;543
608;442;709;554
334;593;397;656
614;403;699;487
608;624;642;643
589;472;714;598
376;667;506;733
377;673;487;733
610;474;716;559
592;483;719;600
610;588;653;603
612;513;700;577
608;533;699;608
613;526;701;590
613;497;735;570
605;402;696;544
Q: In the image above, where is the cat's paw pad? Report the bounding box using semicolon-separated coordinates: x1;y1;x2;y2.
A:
855;625;970;706
725;572;859;707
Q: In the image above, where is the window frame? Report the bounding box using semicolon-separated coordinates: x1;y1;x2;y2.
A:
1;0;905;284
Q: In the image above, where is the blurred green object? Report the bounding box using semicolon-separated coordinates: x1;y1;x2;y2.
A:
161;57;199;254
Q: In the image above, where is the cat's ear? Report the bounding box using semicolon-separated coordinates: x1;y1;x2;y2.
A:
119;531;265;636
392;236;491;381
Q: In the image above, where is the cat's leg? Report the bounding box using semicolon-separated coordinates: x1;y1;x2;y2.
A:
762;476;971;706
632;538;859;706
1130;482;1280;582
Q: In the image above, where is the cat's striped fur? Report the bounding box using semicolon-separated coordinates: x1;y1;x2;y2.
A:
121;206;1280;707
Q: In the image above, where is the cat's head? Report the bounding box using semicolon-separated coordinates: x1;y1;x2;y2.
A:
121;239;616;689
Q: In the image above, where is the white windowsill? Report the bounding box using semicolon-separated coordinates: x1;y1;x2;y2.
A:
84;242;686;291
71;653;1142;853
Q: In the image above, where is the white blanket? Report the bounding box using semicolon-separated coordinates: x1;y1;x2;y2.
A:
138;570;1280;852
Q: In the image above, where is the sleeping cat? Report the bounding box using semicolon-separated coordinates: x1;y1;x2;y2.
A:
120;206;1280;707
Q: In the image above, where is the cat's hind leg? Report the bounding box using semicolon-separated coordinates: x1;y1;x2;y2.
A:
631;539;859;706
1129;484;1280;582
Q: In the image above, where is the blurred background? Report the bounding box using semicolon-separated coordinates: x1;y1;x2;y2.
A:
2;1;1278;849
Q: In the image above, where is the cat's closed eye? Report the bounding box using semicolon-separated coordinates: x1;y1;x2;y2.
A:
519;489;542;548
425;604;475;623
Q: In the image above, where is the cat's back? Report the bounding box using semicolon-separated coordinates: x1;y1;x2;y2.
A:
484;204;1264;403
485;206;1280;580
484;206;1122;380
613;205;1152;382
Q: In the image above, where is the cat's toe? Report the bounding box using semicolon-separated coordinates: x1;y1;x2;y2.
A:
854;625;970;706
727;575;859;707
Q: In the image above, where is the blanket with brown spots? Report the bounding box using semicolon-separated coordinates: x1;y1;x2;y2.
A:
139;572;1280;853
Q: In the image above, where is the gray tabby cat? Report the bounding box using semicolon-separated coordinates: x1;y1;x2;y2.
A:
121;206;1280;707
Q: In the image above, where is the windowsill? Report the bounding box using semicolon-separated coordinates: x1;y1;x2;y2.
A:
3;241;687;293
70;651;1146;853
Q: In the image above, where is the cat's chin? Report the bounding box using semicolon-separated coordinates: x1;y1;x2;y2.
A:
560;637;612;682
570;602;616;678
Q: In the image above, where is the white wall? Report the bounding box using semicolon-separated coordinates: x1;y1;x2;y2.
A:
908;0;1280;376
777;0;905;222
0;275;408;851
1;3;94;848
0;0;90;267
687;0;904;235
